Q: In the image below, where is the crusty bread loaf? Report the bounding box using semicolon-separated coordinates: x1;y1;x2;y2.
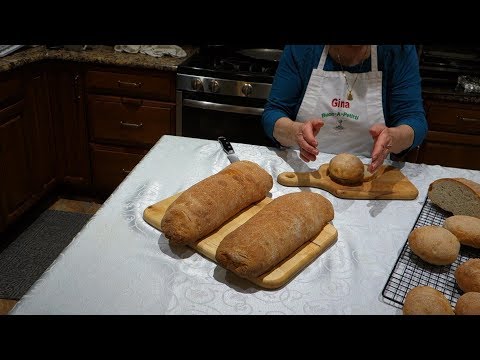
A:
328;153;364;185
161;160;273;245
455;292;480;315
428;178;480;218
403;286;454;315
215;192;334;278
444;215;480;249
455;258;480;293
408;225;460;265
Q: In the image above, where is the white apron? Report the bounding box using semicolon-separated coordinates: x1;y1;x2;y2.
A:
296;45;384;156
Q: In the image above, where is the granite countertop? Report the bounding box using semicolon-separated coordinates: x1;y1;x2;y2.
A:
0;45;199;73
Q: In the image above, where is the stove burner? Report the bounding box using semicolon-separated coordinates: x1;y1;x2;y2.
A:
214;57;276;75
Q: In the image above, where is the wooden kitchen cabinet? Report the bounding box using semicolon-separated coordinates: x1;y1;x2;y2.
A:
418;99;480;170
85;66;176;194
0;99;34;230
48;64;91;187
24;69;57;197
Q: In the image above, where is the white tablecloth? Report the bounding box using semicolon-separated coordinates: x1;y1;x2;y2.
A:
10;135;480;314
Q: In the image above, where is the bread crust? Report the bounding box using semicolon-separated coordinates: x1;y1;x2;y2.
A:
455;292;480;315
403;286;454;315
161;160;273;245
328;153;364;185
455;259;480;293
408;225;460;265
428;178;480;218
444;215;480;248
215;192;334;278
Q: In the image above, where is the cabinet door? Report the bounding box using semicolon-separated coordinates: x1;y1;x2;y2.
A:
0;100;33;225
49;65;91;186
418;131;480;170
25;70;57;196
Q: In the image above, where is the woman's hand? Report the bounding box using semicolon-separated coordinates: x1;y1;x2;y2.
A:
369;123;414;173
295;119;324;162
273;117;324;162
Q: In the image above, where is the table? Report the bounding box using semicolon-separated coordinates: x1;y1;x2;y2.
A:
10;135;480;314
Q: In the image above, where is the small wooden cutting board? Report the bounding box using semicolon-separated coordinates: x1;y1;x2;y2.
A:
143;193;338;289
277;164;418;200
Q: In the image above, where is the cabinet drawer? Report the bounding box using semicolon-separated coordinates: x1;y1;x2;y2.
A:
426;101;480;135
88;94;175;147
91;145;147;192
86;70;175;101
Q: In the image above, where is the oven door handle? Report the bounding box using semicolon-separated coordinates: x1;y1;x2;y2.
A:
183;99;264;116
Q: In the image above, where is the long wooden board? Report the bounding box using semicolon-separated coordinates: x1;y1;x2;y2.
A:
143;194;338;289
277;164;418;200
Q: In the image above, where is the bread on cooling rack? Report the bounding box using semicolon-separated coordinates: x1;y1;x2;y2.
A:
408;225;460;265
443;215;480;249
428;178;480;218
455;292;480;315
328;153;365;185
455;258;480;293
403;286;454;315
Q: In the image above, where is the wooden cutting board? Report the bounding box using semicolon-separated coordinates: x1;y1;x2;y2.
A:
277;164;418;200
143;193;338;289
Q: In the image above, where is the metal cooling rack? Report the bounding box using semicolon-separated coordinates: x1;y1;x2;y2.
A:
382;197;480;309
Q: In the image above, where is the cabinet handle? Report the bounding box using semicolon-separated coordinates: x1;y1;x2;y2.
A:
117;80;142;88
457;115;480;123
122;168;131;174
120;121;143;128
120;97;143;106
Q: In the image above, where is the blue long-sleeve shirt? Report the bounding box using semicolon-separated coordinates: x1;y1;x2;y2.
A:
262;45;428;153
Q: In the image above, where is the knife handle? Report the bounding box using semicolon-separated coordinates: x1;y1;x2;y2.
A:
218;136;234;155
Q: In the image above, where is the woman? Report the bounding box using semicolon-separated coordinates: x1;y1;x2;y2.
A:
261;45;428;173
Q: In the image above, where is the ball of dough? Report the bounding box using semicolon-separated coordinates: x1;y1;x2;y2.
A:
328;153;364;185
403;286;454;315
455;292;480;315
455;258;480;293
408;226;460;265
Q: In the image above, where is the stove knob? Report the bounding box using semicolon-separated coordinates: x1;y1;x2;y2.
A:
191;78;203;91
242;83;253;97
209;80;220;93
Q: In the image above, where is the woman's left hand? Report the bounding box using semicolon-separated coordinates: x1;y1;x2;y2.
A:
369;124;393;173
368;123;415;173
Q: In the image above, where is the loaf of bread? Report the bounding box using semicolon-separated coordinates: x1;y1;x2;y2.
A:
403;286;454;315
455;292;480;315
328;153;364;185
215;192;334;278
455;258;480;293
428;178;480;218
408;225;460;265
161;160;273;245
444;215;480;249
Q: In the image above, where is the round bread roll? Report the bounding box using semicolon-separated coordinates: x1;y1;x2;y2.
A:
444;215;480;249
328;153;364;185
455;292;480;315
455;259;480;293
408;225;460;265
403;286;454;315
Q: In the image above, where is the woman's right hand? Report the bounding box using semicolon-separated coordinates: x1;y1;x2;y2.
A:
294;119;324;162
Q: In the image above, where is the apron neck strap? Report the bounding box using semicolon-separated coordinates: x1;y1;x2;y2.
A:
318;45;330;69
371;45;378;71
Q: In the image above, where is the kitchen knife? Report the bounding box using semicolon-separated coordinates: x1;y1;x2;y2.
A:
218;136;240;163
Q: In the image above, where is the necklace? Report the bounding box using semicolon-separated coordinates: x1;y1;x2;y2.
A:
336;46;369;101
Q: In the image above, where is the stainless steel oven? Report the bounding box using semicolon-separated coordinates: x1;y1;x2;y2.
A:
175;47;280;147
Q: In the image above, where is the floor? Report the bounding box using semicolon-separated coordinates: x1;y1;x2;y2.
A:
0;198;102;315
